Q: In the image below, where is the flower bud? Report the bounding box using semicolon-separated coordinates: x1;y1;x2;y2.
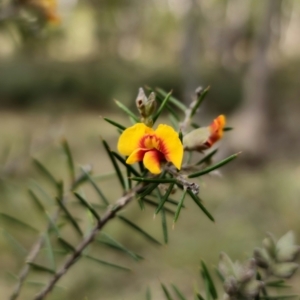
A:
241;279;264;298
253;248;270;268
262;234;276;258
271;262;299;279
135;88;157;127
223;276;239;296
183;115;226;152
276;231;300;262
219;252;235;278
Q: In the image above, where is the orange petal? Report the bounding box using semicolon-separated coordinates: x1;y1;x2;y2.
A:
126;148;147;164
207;115;226;147
143;150;162;174
154;124;183;170
118;123;154;156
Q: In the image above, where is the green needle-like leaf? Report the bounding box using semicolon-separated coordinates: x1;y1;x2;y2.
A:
118;215;162;245
201;261;218;300
156;189;168;244
189;153;240;178
137;182;160;200
32;158;57;187
146;287;152;300
161;283;174;300
260;296;299;300
190;86;210;118
187;191;215;222
58;237;76;252
196;149;218;166
84;255;131;272
173;189;187;223
224;127;233;131
44;233;56;271
111;151;141;177
74;192;101;221
266;280;290;288
153;90;172;123
61;138;76;183
132;177;176;184
196;294;205;300
114;100;140;122
0;213;38;234
56;197;83;236
103;117;126;131
2;229;27;256
27;263;55;274
97;233;143;261
102;139;125;190
155;183;175;214
171;284;187;300
82;168;109;205
143;198;176;216
156;88;187;112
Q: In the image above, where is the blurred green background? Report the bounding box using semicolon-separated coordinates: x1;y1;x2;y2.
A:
0;0;300;299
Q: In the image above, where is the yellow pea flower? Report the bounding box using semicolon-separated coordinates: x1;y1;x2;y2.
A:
118;123;183;174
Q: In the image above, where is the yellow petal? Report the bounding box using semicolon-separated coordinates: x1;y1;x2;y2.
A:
126;148;146;164
154;124;183;170
143;150;162;174
117;123;153;156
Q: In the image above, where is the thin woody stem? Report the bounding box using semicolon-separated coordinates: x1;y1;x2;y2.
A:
33;184;143;300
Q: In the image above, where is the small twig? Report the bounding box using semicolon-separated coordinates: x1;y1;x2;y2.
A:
165;165;199;195
33;184;143;300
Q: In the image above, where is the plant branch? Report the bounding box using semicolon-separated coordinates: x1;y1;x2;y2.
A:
33;184;143;300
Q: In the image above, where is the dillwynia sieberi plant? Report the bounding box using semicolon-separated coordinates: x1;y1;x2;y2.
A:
5;86;239;300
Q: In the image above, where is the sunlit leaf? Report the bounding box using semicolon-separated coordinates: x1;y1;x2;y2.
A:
153;90;172;123
155;88;187;112
114;100;140;122
103;117;126;131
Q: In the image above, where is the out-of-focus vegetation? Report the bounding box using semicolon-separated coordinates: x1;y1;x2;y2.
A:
1;0;300;299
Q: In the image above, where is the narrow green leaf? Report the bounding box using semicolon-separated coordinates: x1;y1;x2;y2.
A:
114;100;140;122
111;151;141;177
97;232;143;261
153;91;172;123
132;177;176;184
71;166;92;190
2;229;27;256
44;233;56;271
118;215;162;245
260;296;299;300
27;263;55;274
30;180;54;204
61;138;75;183
190;86;210;118
146;287;152;300
156;88;187;112
187;191;215;222
84;255;131;272
173;189;187;223
196;149;218;166
155;183;175;214
201;260;218;299
56;198;83;236
196;293;205;300
161;283;174;300
188;153;240;178
127;166;132;190
102;139;125;190
74;192;101;221
58;237;76;252
24;281;65;290
179;131;183;143
137;183;160;200
32;158;57;186
266;280;290;288
156;189;168;244
202;272;212;300
82;168;109;205
171;284;187;300
143;198;176;216
103;117;126;131
224;127;233;131
0;212;38;233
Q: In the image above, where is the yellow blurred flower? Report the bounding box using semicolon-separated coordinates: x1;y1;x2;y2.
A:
118;123;183;174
